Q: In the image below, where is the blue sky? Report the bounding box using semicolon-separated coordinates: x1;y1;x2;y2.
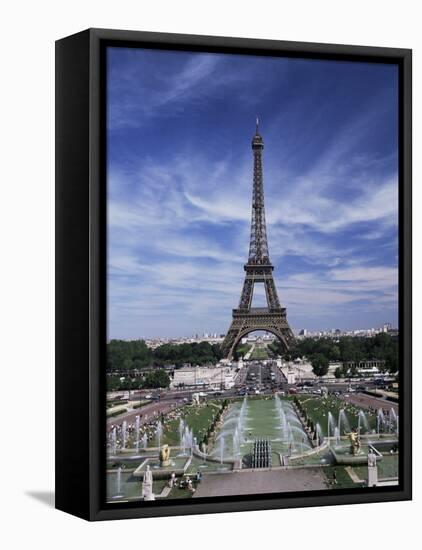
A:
107;47;398;339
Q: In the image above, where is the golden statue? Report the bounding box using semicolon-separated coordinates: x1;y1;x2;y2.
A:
345;429;362;455
159;444;171;467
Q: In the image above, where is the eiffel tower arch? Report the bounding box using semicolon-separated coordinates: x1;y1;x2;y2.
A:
221;120;295;360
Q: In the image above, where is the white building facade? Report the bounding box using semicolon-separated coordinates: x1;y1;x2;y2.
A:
170;365;236;390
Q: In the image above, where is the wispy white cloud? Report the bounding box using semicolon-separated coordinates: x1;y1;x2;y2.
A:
108;52;259;129
106;50;398;337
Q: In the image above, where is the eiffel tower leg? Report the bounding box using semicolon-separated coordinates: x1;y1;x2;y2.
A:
221;320;246;361
221;316;294;361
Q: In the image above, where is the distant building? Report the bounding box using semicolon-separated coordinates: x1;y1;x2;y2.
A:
286;371;296;385
343;359;386;376
170;365;236;390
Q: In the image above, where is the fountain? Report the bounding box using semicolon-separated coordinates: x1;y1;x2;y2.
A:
206;396;311;467
252;437;272;468
121;420;127;450
219;435;225;464
390;408;398;434
111;426;117;455
113;466;123;499
315;423;322;446
358;410;369;434
142;433;148;449
156;420;163;450
179;418;185;453
327;412;335;445
334;426;341;446
135;415;141;452
338;409;351;435
377;409;385;435
239;396;247;433
275;395;288;440
182;426;193;455
233;427;241;458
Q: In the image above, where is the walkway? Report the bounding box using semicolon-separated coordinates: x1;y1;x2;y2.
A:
193;468;327;498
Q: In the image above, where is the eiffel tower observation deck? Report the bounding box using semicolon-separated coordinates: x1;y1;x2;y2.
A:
221;119;295;360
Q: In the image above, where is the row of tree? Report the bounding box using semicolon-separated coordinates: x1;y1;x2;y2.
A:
269;333;399;376
106;369;171;392
107;340;223;372
107;334;398;381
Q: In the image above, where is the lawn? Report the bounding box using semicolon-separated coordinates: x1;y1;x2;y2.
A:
295;395;377;437
323;452;398;490
250;346;269;360
352;454;398;480
160;401;223;446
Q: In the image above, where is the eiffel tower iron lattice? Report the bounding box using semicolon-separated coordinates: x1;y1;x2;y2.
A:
221;120;295;360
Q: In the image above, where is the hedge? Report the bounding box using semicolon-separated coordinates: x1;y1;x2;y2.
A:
107;408;127;418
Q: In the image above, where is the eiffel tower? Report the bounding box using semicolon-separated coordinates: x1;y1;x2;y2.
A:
221;119;295;360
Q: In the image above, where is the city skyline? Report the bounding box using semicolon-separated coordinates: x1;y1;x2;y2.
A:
107;48;398;339
107;321;397;343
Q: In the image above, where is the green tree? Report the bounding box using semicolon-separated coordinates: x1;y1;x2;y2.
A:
334;367;343;379
311;354;329;377
144;369;170;389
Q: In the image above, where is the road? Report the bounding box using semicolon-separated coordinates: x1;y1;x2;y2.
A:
238;360;286;393
106;398;182;432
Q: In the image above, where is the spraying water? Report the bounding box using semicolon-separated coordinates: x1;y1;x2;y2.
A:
135;415;141;452
111;426;117;455
121;421;127;450
334;426;341;446
315;423;322;446
338;409;351;435
156;421;163;450
377;409;385;435
115;466;122;497
358;410;370;434
181;426;193;455
327;412;335;440
179;419;185;453
233;427;240;458
390;408;398;434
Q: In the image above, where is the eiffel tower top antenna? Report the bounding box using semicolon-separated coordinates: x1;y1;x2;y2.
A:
249;116;269;264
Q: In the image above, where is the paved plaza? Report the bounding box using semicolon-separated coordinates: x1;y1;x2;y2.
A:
340;393;398;414
193;468;327;498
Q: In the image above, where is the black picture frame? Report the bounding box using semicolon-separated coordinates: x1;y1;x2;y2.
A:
55;28;412;521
